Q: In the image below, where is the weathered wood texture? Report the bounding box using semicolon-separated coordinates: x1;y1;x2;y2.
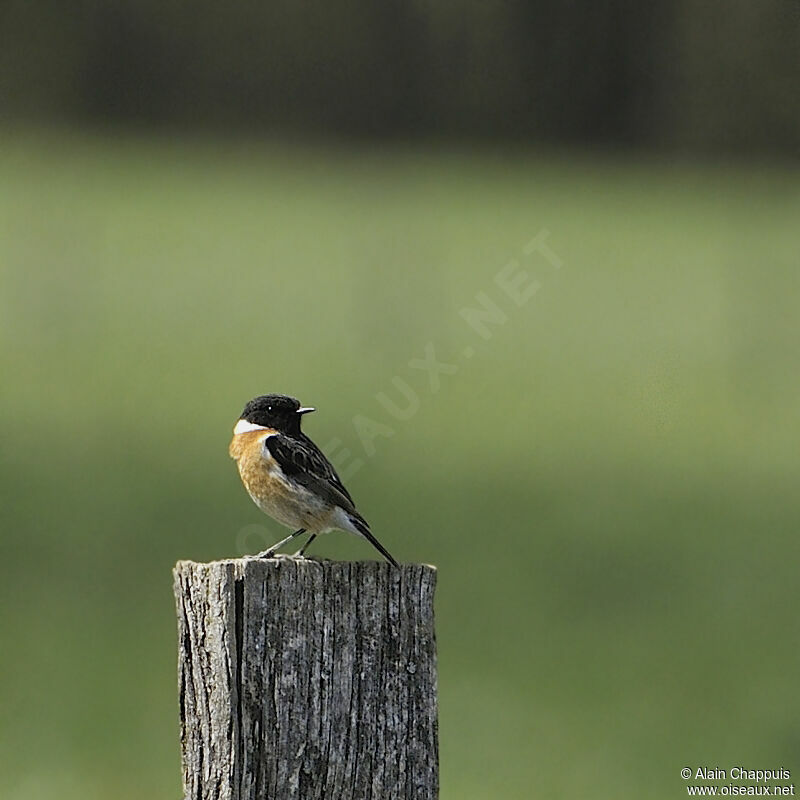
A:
174;557;438;800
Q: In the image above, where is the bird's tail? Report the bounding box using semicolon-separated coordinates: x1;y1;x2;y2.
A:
349;513;399;567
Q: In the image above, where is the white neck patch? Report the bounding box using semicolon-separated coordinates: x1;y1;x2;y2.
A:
233;419;270;435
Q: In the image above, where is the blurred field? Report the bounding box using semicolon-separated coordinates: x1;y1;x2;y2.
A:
1;130;799;800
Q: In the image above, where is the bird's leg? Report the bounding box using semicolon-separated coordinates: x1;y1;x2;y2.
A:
257;529;306;558
294;532;317;557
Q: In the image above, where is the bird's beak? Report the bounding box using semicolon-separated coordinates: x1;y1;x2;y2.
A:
297;407;315;415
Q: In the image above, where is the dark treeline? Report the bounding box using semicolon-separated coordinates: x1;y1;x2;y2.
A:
1;0;798;154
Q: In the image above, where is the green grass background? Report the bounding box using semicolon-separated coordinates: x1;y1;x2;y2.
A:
1;131;799;799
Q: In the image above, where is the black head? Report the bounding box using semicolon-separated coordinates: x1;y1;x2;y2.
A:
239;394;314;434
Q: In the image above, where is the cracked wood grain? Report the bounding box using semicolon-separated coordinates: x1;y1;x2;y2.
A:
174;558;438;800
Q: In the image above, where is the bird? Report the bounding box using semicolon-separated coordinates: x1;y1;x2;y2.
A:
229;394;399;566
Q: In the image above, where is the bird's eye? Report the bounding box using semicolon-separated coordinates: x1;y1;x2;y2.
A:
267;405;273;413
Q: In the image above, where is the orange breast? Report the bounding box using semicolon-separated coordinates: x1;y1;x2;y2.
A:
229;427;290;509
231;429;336;531
229;429;276;461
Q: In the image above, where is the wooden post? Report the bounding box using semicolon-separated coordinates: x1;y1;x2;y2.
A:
173;557;438;800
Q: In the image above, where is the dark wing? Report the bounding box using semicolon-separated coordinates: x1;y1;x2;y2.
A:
267;433;400;566
265;433;356;513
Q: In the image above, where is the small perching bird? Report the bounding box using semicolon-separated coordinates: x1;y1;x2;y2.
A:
229;394;398;566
